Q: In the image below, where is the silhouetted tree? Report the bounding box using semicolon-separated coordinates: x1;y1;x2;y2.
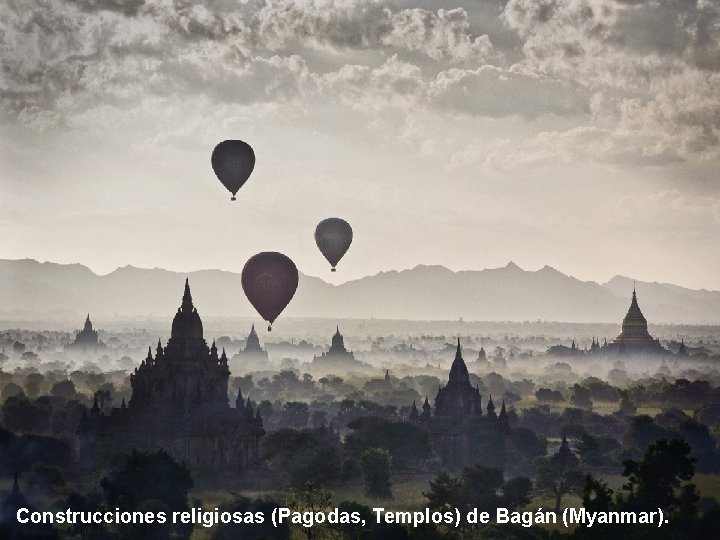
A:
425;465;531;533
100;449;194;539
345;417;431;467
264;429;341;486
360;448;392;499
286;481;332;540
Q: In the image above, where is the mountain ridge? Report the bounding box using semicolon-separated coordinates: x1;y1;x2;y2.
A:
1;258;719;324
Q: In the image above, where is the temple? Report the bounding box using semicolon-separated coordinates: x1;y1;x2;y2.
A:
409;339;510;468
231;324;269;372
66;314;105;351
78;279;265;472
310;326;368;372
607;287;667;355
435;339;482;416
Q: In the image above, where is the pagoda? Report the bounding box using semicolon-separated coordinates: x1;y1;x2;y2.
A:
310;326;369;372
78;279;264;472
608;286;666;354
66;314;105;351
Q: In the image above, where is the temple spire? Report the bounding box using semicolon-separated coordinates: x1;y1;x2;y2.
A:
181;278;193;312
448;338;470;383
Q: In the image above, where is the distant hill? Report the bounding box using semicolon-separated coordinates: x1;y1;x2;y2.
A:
1;259;719;324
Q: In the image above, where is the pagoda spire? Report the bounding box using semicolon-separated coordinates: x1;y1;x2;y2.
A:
7;470;27;508
181;278;193;312
448;338;470;383
409;400;419;420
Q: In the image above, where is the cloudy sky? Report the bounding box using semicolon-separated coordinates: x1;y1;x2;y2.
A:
1;0;719;289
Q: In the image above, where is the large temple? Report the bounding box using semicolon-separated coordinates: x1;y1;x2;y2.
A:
607;287;667;355
78;280;264;471
409;339;509;468
66;314;105;351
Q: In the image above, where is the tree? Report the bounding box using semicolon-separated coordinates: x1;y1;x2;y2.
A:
625;416;675;453
2;396;50;433
501;476;533;509
570;384;592;409
100;449;194;539
536;439;583;514
286;482;333;540
510;427;547;464
582;475;613;513
535;388;564;403
282;401;310;428
360;448;392;499
94;386;113;411
24;373;46;399
536;460;585;515
425;466;531;533
1;382;24;399
264;428;341;486
620;439;698;516
50;380;78;400
345;417;431;467
425;473;464;512
576;439;704;540
577;434;602;466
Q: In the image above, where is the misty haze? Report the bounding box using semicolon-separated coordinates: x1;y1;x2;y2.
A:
2;0;720;539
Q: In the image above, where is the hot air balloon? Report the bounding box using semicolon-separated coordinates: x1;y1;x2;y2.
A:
315;218;353;272
241;252;298;331
211;140;256;200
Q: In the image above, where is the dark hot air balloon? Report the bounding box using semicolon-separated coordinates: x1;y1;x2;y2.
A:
315;218;353;271
241;252;298;331
211;140;256;200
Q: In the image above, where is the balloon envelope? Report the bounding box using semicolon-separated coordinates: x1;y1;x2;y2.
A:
315;218;353;271
241;252;298;328
211;140;256;200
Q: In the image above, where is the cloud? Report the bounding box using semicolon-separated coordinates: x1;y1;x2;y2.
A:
3;0;720;168
255;1;496;62
429;65;586;119
502;0;720;164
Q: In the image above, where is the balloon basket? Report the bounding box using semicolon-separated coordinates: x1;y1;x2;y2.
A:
331;267;336;272
231;196;236;201
267;325;272;332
